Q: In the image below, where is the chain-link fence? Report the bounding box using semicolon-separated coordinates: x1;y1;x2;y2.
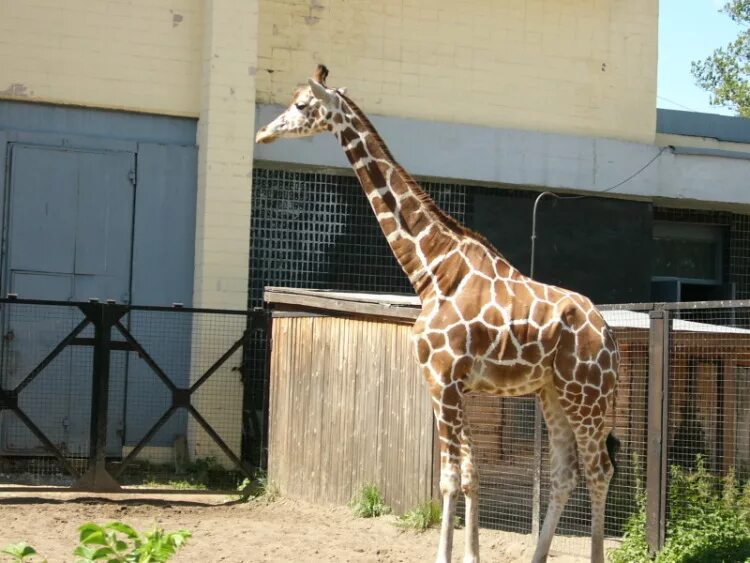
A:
0;298;263;493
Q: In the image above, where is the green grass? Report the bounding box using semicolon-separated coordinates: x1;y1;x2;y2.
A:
349;484;391;518
395;501;442;532
139;479;208;491
118;456;244;491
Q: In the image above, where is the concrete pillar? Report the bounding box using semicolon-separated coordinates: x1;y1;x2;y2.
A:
188;0;258;465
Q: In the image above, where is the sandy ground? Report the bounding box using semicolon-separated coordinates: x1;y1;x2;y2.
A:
0;492;609;562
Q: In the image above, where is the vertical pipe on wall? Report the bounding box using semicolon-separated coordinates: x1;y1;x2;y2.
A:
530;191;556;538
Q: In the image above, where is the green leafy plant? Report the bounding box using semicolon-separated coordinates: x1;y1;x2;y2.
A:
2;522;190;563
692;0;750;116
395;500;442;532
1;543;44;562
608;456;750;563
73;522;190;562
237;469;280;502
349;483;391;518
608;467;649;563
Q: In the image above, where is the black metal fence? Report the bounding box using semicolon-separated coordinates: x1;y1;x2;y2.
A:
0;298;265;493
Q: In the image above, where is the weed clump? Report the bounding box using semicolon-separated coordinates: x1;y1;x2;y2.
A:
395;501;442;532
349;484;391;518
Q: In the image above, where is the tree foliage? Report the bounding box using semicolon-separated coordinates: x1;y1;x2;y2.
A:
692;0;750;116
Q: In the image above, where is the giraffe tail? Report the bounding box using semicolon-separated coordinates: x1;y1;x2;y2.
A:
606;432;621;478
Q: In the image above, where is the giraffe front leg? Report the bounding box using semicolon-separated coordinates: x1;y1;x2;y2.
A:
429;378;465;563
460;424;480;563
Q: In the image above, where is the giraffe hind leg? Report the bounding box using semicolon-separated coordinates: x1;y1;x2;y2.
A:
574;427;615;563
459;422;480;563
531;385;579;563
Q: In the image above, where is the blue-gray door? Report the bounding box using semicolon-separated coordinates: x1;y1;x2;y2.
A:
0;144;134;456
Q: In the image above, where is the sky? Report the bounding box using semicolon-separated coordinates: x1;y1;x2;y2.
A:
658;0;743;115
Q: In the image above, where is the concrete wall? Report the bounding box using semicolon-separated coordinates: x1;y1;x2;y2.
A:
256;0;658;143
0;0;202;116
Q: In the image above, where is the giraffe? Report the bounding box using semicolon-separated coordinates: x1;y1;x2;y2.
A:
256;65;620;563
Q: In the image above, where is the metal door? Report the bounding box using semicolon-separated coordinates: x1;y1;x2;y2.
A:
0;144;134;456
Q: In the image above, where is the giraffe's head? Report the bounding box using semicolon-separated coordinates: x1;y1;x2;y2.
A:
255;65;347;144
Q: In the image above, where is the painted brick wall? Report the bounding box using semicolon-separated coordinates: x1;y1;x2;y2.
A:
189;0;259;465
256;0;658;143
0;0;202;116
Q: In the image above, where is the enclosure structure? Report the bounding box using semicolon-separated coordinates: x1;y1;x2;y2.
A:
266;287;750;555
0;298;262;492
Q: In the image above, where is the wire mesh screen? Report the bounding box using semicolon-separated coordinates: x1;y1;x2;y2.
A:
0;302;92;485
538;309;651;556
113;308;250;490
461;308;650;556
666;305;750;502
246;168;467;465
465;394;536;533
0;300;256;492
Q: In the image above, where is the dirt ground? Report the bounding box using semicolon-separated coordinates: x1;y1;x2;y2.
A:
0;491;612;562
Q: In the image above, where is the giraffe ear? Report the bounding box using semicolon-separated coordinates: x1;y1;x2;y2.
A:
308;78;333;104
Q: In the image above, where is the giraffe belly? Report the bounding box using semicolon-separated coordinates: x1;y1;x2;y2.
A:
465;362;551;397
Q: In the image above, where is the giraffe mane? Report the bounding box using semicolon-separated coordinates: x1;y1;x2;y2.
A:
338;92;505;259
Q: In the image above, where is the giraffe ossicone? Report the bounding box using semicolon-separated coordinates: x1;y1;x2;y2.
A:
256;65;620;563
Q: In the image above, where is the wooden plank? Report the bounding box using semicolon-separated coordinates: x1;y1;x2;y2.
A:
264;288;420;323
267;312;436;512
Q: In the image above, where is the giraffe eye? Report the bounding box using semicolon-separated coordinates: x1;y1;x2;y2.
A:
295;103;307;110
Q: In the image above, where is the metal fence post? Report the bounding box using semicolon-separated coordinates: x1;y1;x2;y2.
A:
647;308;669;553
72;302;127;492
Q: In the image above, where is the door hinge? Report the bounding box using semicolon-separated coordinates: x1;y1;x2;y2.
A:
128;169;136;186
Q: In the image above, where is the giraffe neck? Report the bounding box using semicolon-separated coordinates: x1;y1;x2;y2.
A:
333;97;464;299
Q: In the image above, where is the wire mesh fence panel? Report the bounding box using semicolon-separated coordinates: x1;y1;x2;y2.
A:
0;302;92;485
113;308;253;491
0;300;258;493
464;394;536;534
665;304;750;540
538;308;652;556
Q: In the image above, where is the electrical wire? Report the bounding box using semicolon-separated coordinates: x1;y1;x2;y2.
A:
529;146;670;277
549;145;669;202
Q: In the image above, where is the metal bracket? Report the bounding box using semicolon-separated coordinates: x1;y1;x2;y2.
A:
0;389;18;410
172;388;191;409
250;308;268;333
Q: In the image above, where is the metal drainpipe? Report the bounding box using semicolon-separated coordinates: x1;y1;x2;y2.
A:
529;191;557;538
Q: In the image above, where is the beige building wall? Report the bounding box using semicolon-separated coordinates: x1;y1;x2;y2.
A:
0;0;202;116
257;0;658;144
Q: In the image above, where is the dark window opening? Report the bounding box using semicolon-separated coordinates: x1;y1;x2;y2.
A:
651;222;733;302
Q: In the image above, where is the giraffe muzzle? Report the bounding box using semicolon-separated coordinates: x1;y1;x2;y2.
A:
255;126;277;144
